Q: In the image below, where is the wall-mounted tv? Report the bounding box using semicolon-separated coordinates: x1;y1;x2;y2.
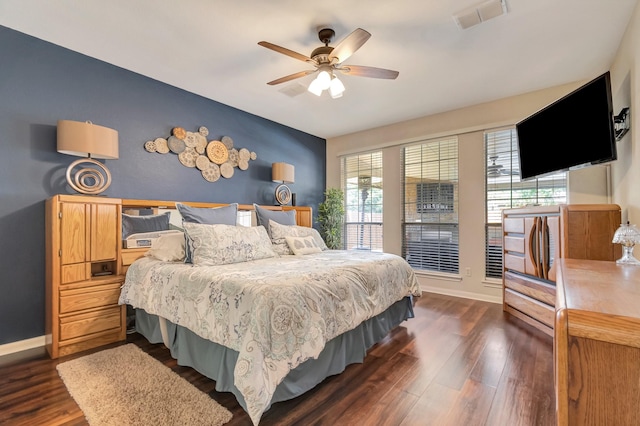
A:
516;71;617;180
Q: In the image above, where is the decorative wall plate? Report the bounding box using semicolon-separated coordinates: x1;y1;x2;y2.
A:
184;132;197;148
250;151;257;160
195;155;211;171
195;134;207;154
228;148;239;167
172;127;186;140
178;147;198;167
221;135;234;149
201;163;221;182
238;159;249;170
206;140;229;164
167;136;186;154
144;140;157;152
238;148;250;161
220;162;234;178
154;138;169;154
198;126;209;137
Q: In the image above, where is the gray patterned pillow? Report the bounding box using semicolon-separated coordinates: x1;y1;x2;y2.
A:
183;222;277;266
269;220;328;255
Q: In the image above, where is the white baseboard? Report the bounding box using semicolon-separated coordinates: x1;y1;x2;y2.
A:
420;286;503;304
0;335;45;357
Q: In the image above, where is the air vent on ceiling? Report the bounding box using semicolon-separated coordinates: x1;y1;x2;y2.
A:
453;0;508;30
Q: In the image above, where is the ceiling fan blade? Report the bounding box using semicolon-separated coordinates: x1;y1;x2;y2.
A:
258;41;315;64
329;28;371;64
266;70;316;86
338;65;399;79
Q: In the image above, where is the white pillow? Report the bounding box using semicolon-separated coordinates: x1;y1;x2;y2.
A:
183;222;278;266
285;235;323;255
269;220;328;255
145;231;185;262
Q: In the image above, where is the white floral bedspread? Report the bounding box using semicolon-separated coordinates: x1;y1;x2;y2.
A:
119;250;421;425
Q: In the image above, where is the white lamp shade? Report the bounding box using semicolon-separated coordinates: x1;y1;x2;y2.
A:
317;70;331;90
57;120;119;159
330;77;345;99
307;78;323;96
272;162;294;183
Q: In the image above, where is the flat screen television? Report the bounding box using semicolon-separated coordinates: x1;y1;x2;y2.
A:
516;71;617;180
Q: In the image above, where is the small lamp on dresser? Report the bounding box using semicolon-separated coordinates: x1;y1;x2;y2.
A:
57;119;119;195
272;162;294;205
612;221;640;265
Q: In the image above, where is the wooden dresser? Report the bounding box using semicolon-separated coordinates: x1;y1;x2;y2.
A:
45;195;126;358
555;259;640;425
502;204;621;336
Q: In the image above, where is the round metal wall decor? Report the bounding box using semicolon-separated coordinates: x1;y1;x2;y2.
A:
143;125;256;182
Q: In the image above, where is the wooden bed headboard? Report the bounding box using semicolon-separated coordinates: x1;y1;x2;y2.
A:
119;199;313;273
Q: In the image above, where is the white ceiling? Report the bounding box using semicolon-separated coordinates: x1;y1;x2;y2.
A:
0;0;637;139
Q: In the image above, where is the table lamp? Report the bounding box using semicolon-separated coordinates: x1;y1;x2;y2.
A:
612;221;640;265
272;162;294;205
57;120;119;195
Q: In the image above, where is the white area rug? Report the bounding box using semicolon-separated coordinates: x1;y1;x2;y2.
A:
57;343;232;426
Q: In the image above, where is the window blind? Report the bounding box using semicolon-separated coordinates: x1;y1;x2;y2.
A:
341;151;383;251
402;138;459;273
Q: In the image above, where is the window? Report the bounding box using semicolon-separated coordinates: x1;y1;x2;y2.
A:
402;138;459;273
341;152;383;251
485;129;567;279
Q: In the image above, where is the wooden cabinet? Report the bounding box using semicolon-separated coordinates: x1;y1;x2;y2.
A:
502;204;620;336
45;195;125;358
555;259;640;425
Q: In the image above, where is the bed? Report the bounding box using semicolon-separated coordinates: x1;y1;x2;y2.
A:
118;200;421;425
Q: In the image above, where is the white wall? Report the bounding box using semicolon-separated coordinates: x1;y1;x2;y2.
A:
326;79;616;303
610;1;640;224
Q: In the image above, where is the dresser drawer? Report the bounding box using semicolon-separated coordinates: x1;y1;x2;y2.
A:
59;282;122;314
504;271;556;305
504;288;555;328
59;306;123;341
504;253;525;274
504;236;525;254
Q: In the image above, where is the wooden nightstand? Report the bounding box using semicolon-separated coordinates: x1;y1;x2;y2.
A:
45;194;126;358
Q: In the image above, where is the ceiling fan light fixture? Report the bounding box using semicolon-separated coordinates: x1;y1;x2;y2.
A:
308;78;323;96
329;76;345;98
317;70;332;90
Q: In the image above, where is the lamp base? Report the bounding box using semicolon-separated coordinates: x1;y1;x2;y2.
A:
274;183;292;205
616;245;640;265
65;157;112;195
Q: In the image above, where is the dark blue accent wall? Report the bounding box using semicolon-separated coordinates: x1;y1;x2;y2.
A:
0;25;326;345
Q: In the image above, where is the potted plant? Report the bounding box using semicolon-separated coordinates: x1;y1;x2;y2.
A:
317;188;345;249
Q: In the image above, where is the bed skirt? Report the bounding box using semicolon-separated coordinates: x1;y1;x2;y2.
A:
134;296;414;415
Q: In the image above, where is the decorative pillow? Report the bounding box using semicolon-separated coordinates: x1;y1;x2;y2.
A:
145;231;185;262
176;203;238;225
253;204;296;237
176;203;238;263
285;235;323;255
269;220;328;255
122;212;171;239
183;222;278;266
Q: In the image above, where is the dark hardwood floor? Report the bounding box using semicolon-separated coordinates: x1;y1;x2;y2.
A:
0;293;555;426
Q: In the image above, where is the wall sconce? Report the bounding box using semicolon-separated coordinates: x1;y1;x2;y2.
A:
614;107;630;141
57;120;119;195
612;221;640;265
272;162;294;205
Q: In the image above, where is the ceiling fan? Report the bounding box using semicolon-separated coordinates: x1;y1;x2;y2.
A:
487;155;519;177
258;27;399;98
